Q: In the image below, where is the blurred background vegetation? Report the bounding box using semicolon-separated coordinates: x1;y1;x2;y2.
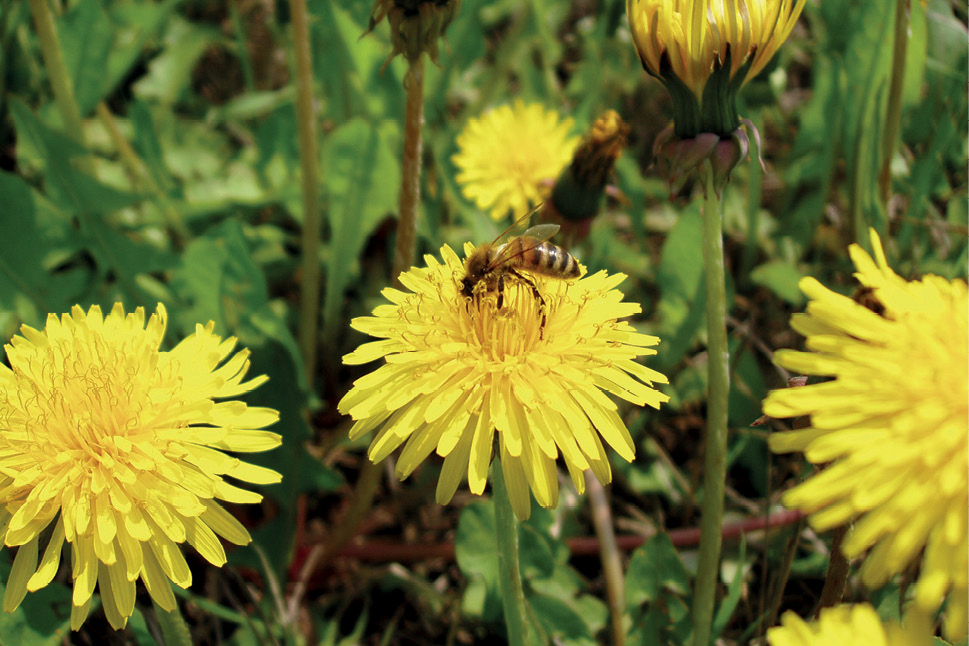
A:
0;0;966;644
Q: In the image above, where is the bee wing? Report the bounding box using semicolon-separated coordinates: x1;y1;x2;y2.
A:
518;224;560;243
486;224;562;271
493;204;544;245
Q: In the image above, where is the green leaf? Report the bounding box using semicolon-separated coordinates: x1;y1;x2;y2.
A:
132;16;218;103
130;100;175;192
57;0;114;116
170;219;271;333
518;524;555;579
0;559;72;646
0;172;85;317
711;535;747;640
529;564;608;645
749;260;806;306
625;533;691;608
312;1;404;123
655;204;705;371
455;500;502;621
529;592;595;645
321;118;400;336
9;98;88;173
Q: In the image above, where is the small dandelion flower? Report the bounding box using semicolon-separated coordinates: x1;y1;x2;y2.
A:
338;244;669;520
453;100;579;221
0;304;281;630
767;604;933;646
763;229;968;640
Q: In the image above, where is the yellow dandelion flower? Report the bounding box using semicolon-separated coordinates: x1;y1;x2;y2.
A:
453;100;579;221
767;604;933;646
338;244;669;520
763;229;968;640
626;0;806;105
0;304;281;630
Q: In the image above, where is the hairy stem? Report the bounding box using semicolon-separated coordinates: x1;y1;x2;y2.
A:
586;472;625;646
493;459;529;646
692;162;730;646
152;599;192;646
816;525;849;613
392;58;425;283
291;0;322;388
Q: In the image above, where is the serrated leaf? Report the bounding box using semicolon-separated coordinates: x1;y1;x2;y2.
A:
655;204;705;370
455;500;502;621
711;535;747;641
0;559;73;646
0;172;85;317
625;533;691;608
321;118;400;336
750;260;805;306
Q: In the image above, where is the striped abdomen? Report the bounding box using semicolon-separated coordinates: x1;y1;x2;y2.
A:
499;237;580;279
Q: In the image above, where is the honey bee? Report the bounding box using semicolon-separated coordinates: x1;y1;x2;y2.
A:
461;208;581;334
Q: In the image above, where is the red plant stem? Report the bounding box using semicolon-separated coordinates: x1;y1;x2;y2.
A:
326;509;805;564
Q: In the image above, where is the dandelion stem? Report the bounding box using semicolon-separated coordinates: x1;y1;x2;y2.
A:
291;0;322;387
28;0;92;175
152;599;192;646
878;0;910;204
692;162;730;646
492;459;529;646
816;525;849;612
586;472;626;646
392;58;425;283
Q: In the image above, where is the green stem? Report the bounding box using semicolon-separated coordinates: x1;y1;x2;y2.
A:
586;472;625;646
493;459;528;646
29;0;93;175
878;0;910;204
291;0;322;388
692;162;730;646
392;58;425;283
152;598;192;646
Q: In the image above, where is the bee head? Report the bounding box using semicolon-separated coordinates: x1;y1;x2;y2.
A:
464;247;489;282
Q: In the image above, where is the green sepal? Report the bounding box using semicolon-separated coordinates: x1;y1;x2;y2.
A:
550;165;607;222
698;46;754;137
656;54;703;139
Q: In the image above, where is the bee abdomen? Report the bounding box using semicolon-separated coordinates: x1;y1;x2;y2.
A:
522;241;580;278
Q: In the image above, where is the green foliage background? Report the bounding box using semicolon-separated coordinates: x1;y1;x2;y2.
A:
0;0;966;644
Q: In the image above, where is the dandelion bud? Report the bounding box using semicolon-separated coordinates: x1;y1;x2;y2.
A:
366;0;461;68
546;110;630;238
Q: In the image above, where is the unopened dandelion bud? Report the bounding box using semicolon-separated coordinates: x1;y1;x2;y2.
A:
366;0;461;67
547;110;630;236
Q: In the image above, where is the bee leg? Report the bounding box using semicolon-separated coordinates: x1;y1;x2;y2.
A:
508;269;547;339
497;273;505;309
